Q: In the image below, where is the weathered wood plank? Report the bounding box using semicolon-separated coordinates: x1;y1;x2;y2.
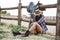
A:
40;4;57;8
1;7;18;10
0;16;56;25
0;7;1;22
18;3;22;25
56;0;60;37
0;4;57;10
22;4;57;8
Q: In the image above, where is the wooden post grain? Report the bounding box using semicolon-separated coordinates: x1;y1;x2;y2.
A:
18;2;22;25
0;7;1;22
56;0;60;37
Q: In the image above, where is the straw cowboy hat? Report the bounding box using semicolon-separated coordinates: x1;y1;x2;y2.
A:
27;2;36;13
27;2;44;13
27;2;43;16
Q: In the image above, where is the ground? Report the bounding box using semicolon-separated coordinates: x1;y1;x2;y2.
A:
0;21;60;40
0;26;57;40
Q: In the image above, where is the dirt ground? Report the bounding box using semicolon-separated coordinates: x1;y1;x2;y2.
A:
0;25;56;40
0;19;57;40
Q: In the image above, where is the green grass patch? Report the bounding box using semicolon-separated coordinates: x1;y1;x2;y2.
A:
0;22;6;26
0;31;6;34
8;24;27;31
0;30;7;39
0;22;27;31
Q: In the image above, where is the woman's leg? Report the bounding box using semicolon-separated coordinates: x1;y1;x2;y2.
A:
19;31;25;35
36;23;43;33
12;22;43;36
29;22;37;34
29;22;43;34
20;22;37;35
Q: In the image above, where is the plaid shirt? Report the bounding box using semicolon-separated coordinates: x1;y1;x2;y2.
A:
36;15;48;32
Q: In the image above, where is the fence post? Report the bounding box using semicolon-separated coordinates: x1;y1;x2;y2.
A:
0;6;1;22
56;0;60;37
18;0;22;25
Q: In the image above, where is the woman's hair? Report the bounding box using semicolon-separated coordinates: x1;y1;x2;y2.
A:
34;9;43;15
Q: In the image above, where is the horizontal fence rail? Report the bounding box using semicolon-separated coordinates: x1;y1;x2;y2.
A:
0;7;18;10
40;4;57;8
0;15;56;25
0;4;57;10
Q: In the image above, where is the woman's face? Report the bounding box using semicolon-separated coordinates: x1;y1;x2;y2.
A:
34;9;42;16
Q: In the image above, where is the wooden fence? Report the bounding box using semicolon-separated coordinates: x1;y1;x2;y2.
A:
0;0;60;37
0;15;56;25
0;4;57;25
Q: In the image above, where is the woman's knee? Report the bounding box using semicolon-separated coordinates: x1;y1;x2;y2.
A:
33;22;38;25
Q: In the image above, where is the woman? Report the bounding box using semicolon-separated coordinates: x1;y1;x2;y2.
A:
12;8;48;37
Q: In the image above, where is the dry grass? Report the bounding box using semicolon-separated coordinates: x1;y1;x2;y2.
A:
0;22;60;40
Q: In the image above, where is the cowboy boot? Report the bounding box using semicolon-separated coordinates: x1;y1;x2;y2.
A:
22;30;30;37
12;30;21;36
